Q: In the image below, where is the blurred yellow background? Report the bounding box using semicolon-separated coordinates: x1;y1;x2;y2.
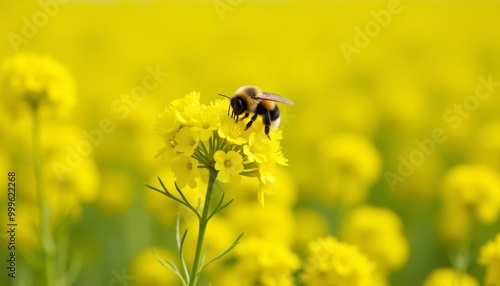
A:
1;0;500;285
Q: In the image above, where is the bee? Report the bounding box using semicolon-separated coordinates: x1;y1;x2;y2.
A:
219;86;294;139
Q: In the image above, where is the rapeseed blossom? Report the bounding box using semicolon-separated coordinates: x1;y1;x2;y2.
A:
318;133;382;206
0;53;76;116
302;236;374;286
422;268;479;286
341;205;409;274
441;164;500;224
148;91;291;285
479;234;500;286
154;91;288;205
1;53;83;286
213;236;300;286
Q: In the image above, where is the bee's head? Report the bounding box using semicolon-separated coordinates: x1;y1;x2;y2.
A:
230;96;246;118
235;85;260;99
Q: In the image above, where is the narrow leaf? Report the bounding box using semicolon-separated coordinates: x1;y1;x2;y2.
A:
180;231;190;279
206;193;226;221
152;248;187;285
201;232;245;271
174;182;202;220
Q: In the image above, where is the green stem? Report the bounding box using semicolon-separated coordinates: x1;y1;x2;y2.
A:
454;218;475;274
188;169;217;286
32;106;56;286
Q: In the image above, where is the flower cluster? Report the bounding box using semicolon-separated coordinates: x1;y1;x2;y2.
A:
341;206;409;275
302;236;374;286
479;233;500;286
439;164;500;243
0;53;76;116
0;53;89;286
317;133;382;206
422;268;479;286
213;236;300;286
441;164;500;224
154;91;288;205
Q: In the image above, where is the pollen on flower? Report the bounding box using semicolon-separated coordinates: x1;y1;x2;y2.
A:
215;150;243;184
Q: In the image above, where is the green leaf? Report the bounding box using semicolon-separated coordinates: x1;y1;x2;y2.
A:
152;248;187;286
200;232;245;271
206;194;233;222
174;182;201;220
175;214;190;280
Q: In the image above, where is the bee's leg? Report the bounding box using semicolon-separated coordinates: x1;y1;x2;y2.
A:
263;111;271;140
239;113;250;121
245;113;259;130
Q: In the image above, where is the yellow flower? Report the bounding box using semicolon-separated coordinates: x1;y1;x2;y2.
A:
422;268;479;286
155;132;177;160
214;150;243;183
244;132;270;163
213;236;299;286
441;164;500;224
226;201;295;246
153;107;179;137
192;107;221;141
174;127;199;156
318;133;382;206
258;160;277;185
171;155;200;188
302;236;375;286
172;91;201;125
479;234;500;286
258;180;276;207
293;209;329;254
154;92;289;204
0;53;76;117
218;117;247;145
268;130;288;166
341;205;409;274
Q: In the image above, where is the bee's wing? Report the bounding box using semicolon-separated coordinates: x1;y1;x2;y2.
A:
254;92;294;105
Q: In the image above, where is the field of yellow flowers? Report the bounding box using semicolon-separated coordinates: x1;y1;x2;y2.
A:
1;1;500;286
